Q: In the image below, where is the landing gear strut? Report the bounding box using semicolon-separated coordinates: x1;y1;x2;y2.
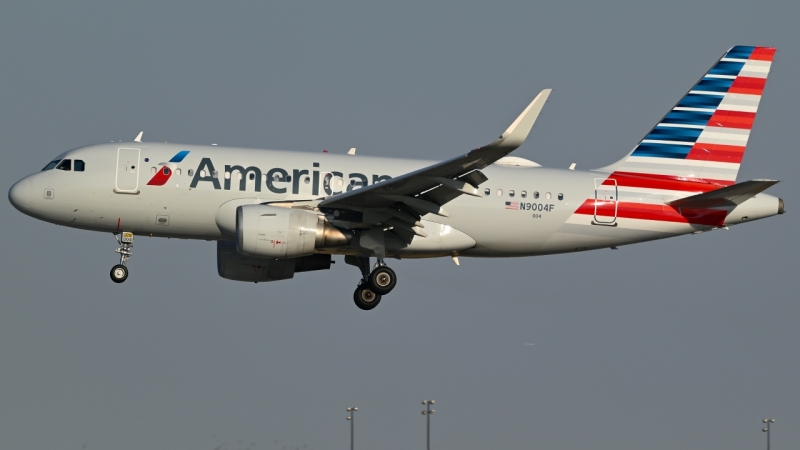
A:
110;232;134;283
345;255;398;310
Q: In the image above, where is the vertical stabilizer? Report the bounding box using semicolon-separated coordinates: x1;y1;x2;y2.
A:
598;46;775;186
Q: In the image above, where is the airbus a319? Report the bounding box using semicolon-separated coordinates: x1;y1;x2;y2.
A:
9;46;783;310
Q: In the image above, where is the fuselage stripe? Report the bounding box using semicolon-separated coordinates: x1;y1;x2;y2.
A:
604;171;733;191
574;199;727;226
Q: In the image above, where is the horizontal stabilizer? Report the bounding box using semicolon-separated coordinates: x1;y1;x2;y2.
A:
669;179;778;208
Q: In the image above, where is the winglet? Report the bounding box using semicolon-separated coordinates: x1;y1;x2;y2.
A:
134;131;143;143
495;89;551;148
347;148;356;155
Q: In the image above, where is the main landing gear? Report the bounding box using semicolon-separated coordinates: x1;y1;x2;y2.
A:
110;232;134;283
346;255;398;310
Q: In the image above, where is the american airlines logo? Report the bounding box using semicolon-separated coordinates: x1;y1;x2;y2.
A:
147;150;190;186
188;157;391;196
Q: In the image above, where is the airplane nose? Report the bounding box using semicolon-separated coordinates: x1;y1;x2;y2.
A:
8;178;32;213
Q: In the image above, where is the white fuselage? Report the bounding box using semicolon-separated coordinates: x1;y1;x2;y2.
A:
9;143;782;259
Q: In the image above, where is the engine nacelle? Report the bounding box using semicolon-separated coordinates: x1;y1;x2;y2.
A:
236;204;350;258
217;240;332;283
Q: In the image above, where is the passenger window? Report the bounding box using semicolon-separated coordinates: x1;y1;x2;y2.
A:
42;160;60;171
176;168;181;176
151;167;157;175
533;191;539;199
484;188;490;196
212;171;219;178
546;192;551;200
56;159;71;171
521;191;527;198
162;167;170;175
304;176;311;184
558;193;564;200
249;172;255;181
200;170;207;177
188;169;194;177
497;189;503;196
509;190;515;198
74;160;85;172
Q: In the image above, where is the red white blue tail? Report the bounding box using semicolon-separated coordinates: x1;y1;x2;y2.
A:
600;46;775;186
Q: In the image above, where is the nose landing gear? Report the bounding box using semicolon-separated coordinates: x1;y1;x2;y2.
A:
345;255;398;310
110;232;134;283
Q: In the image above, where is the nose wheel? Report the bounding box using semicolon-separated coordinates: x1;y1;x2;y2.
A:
110;232;134;283
110;264;128;283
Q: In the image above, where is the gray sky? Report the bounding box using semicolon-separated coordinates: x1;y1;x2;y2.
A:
1;2;798;449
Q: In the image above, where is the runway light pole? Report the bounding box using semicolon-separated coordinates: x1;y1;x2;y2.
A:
346;407;358;450
421;400;435;450
762;418;775;450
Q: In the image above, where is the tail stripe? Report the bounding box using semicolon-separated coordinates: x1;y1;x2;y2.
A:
708;110;755;129
729;77;766;95
750;47;776;61
710;61;745;76
725;46;756;59
686;143;745;163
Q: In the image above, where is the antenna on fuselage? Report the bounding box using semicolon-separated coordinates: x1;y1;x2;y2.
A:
134;131;143;143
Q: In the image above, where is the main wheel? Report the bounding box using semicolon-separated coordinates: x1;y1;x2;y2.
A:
353;285;382;310
369;266;397;295
110;264;128;283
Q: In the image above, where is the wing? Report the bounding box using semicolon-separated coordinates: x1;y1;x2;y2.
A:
318;89;551;238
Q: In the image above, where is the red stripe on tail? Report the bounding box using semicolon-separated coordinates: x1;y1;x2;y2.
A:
708;110;756;129
749;47;776;61
728;77;766;95
686;143;746;164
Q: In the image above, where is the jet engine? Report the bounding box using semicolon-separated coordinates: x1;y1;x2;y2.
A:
217;240;332;283
236;204;351;258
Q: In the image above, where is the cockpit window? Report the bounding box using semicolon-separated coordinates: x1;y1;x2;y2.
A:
56;159;72;171
42;160;60;171
74;160;85;172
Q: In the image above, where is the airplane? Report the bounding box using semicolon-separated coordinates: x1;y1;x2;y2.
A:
8;45;784;310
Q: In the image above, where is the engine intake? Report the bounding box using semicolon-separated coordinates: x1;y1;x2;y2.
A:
236;204;351;258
